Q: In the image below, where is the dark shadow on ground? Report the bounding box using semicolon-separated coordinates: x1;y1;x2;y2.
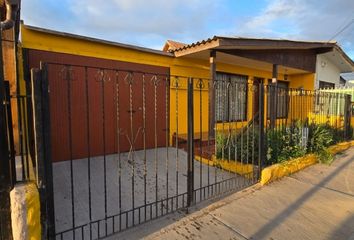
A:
330;214;354;240
250;154;354;239
103;189;248;240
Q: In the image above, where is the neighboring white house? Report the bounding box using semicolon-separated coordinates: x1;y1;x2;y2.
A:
315;46;354;89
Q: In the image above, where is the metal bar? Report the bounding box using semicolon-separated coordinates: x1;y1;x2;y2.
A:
198;79;203;202
115;71;122;232
258;82;265;177
85;67;93;240
4;82;16;186
65;64;75;240
174;77;179;209
22;95;30;180
153;75;159;218
187;77;195;207
344;94;351;140
101;69;108;235
142;73;147;222
40;62;55;239
165;77;170;212
31;68;47;238
128;72;135;227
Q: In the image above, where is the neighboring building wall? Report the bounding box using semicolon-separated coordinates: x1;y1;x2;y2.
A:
315;54;341;89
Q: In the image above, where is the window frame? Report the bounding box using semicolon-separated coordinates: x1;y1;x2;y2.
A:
319;81;335;89
215;72;248;123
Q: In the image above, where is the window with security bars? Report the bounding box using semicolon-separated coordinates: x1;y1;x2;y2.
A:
215;72;248;122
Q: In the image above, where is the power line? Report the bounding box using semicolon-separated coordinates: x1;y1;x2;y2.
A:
328;18;354;42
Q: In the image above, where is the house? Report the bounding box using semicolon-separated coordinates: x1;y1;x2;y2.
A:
19;23;354;161
315;49;354;88
13;22;354;240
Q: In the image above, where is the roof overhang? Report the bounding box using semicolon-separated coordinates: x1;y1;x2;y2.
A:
172;36;354;73
22;23;174;57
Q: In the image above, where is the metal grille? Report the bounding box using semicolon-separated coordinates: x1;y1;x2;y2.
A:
27;62;352;240
29;63;261;240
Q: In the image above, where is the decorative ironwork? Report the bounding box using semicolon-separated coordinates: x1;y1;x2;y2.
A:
23;62;352;240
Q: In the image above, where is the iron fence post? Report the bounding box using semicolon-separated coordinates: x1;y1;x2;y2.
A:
269;84;276;129
344;94;351;140
4;82;16;187
187;77;195;208
258;82;265;178
32;63;55;239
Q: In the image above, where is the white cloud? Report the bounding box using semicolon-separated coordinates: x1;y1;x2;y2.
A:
233;0;354;59
21;0;354;59
244;0;305;33
69;0;216;36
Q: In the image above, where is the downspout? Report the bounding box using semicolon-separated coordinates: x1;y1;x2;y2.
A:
1;0;20;31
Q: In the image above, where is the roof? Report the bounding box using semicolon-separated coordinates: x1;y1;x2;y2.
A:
167;36;354;69
22;23;174;57
162;40;187;52
170;36;340;52
341;72;354;81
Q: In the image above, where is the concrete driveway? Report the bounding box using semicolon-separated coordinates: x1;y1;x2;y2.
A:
108;147;354;240
52;148;248;238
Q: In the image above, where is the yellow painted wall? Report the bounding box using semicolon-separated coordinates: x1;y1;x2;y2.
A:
289;73;315;90
169;59;288;136
21;25;173;67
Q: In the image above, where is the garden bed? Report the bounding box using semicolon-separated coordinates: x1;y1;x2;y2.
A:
260;140;354;185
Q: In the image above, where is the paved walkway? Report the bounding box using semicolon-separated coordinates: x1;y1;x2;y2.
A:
107;147;354;240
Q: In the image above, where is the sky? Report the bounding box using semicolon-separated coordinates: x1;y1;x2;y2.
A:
22;0;354;60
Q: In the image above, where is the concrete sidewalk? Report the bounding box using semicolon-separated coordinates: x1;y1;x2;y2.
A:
107;148;354;240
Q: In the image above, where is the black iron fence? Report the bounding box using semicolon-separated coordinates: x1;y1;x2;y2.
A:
264;85;351;166
27;63;262;240
0;81;33;240
1;81;33;185
23;63;352;240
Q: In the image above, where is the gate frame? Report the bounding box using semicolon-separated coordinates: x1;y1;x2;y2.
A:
31;63;55;240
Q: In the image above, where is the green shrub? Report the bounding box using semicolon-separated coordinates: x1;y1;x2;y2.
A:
265;120;306;165
215;126;259;164
317;148;334;165
307;123;333;153
215;120;346;167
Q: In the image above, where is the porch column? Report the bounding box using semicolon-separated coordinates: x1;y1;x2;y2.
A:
270;64;278;129
209;50;216;138
272;64;278;84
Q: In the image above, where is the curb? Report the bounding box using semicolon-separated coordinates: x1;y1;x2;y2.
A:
260;140;354;185
195;155;254;178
